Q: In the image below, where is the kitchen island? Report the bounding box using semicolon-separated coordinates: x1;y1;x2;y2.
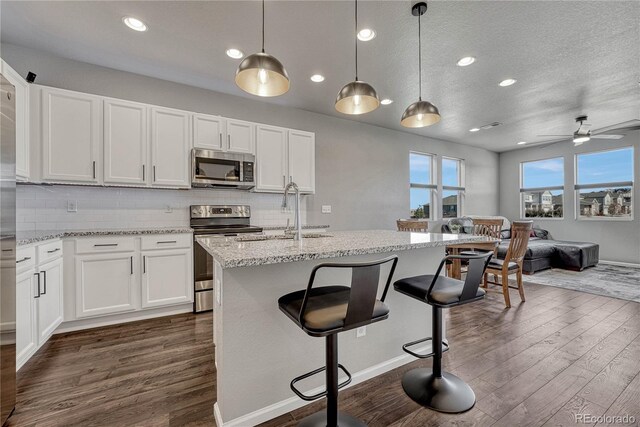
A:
196;230;490;427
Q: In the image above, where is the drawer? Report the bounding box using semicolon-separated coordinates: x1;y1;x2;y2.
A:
75;236;136;254
16;246;36;272
37;239;63;264
141;234;192;251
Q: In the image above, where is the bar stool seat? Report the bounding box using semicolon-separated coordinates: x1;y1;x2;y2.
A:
395;275;486;305
279;286;390;334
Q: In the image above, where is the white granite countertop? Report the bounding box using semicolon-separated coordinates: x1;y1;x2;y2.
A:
17;228;193;246
196;230;494;269
258;224;330;231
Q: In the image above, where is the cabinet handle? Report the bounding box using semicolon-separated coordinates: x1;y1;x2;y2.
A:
17;256;31;264
94;243;118;247
47;248;61;254
142;164;145;180
92;161;96;179
41;271;47;295
157;240;177;244
219;133;222;148
130;256;133;275
289;175;292;183
34;273;41;299
283;175;286;187
153;166;156;181
143;256;146;274
227;134;231;149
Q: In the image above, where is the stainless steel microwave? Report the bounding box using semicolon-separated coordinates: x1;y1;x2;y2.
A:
191;149;255;190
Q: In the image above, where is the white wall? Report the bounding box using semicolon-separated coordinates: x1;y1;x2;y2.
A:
3;43;500;232
499;131;640;264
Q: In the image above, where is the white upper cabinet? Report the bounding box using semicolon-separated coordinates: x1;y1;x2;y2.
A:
226;119;254;154
1;60;29;181
150;106;191;188
42;87;102;184
255;125;287;192
193;113;225;151
288;130;315;194
103;99;148;186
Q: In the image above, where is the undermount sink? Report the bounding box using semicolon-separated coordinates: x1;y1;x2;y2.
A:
235;233;331;242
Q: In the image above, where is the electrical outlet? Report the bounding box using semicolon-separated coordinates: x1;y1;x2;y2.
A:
356;326;366;338
321;205;332;214
67;200;77;212
165;205;173;213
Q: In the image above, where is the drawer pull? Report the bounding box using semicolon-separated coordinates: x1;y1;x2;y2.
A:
17;256;32;263
42;271;47;295
94;243;119;247
34;273;41;299
47;248;61;254
157;240;177;244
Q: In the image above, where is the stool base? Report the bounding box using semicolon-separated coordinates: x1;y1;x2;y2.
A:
402;368;475;414
298;411;366;427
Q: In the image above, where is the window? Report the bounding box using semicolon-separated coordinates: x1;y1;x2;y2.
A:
520;157;564;218
409;152;435;219
576;147;633;219
442;157;465;218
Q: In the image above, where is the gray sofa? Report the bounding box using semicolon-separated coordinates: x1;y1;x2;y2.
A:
442;218;599;274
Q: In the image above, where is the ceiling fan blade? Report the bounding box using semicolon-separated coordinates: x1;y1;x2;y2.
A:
591;134;624;140
593;120;640;135
536;134;571;137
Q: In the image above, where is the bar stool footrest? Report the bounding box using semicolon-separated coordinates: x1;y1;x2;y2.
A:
290;363;352;401
402;337;449;359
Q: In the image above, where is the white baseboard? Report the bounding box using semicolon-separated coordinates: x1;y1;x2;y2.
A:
55;304;193;334
600;260;640;269
214;345;430;427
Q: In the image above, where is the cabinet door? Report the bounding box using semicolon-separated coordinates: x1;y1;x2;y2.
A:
288;130;315;193
193;114;225;151
37;258;64;345
255;125;287;192
104;99;148;185
16;270;37;370
42;87;101;183
75;252;137;318
141;248;193;309
150;107;191;188
226;119;254;154
1;60;29;181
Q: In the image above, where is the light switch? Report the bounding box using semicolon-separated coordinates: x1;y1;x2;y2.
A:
321;205;332;214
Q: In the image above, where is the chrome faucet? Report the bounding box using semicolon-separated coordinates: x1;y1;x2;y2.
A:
282;181;302;241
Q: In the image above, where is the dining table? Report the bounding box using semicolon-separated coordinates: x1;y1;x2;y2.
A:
446;238;501;279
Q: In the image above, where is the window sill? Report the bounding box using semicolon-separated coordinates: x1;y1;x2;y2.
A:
576;216;634;222
520;217;564;221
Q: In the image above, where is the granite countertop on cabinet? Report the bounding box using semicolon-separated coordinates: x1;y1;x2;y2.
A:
196;229;495;269
17;227;194;246
258;224;330;231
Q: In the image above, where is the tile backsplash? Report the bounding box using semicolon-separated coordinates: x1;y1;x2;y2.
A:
17;184;308;232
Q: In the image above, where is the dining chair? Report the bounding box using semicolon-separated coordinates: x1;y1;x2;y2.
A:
483;221;533;308
397;219;429;232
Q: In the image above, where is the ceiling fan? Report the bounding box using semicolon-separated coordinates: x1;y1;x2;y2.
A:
536;115;631;146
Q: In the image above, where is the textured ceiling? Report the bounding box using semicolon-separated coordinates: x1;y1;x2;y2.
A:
1;0;639;152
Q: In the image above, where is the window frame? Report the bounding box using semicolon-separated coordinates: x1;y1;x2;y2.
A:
409;151;436;220
574;146;634;221
441;156;465;219
519;156;565;220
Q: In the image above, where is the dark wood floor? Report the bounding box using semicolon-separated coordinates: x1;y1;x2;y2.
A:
10;281;640;427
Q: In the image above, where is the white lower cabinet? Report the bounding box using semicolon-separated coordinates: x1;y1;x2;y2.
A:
37;258;64;345
142;248;193;308
75;252;137;318
16;270;37;370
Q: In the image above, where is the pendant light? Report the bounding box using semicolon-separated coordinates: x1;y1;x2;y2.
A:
235;0;290;97
335;0;380;115
401;2;440;128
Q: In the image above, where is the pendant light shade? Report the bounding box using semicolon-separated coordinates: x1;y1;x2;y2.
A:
335;0;379;115
235;0;290;97
401;2;440;128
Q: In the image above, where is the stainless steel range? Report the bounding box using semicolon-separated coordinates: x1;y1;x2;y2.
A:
190;205;262;313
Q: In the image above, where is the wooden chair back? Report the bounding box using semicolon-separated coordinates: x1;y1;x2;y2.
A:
397;219;429;232
505;221;533;264
471;218;503;238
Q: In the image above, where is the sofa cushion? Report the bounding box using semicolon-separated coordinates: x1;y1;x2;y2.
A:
497;239;557;260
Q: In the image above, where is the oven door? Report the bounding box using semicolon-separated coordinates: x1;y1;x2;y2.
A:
192;149;243;187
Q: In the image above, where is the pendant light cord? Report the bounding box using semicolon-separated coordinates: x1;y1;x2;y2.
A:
418;10;422;101
355;0;358;80
261;0;265;53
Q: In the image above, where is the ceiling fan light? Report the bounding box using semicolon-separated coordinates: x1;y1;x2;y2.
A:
235;52;290;97
335;80;380;114
401;100;440;128
573;133;591;144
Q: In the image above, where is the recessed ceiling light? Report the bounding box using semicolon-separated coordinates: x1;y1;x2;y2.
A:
226;48;244;59
499;78;517;87
456;56;476;67
380;98;393;105
357;28;376;41
469;128;480;132
122;16;147;32
310;74;325;83
517;141;527;145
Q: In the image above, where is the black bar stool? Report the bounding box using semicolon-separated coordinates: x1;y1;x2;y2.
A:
393;252;492;413
278;255;399;427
